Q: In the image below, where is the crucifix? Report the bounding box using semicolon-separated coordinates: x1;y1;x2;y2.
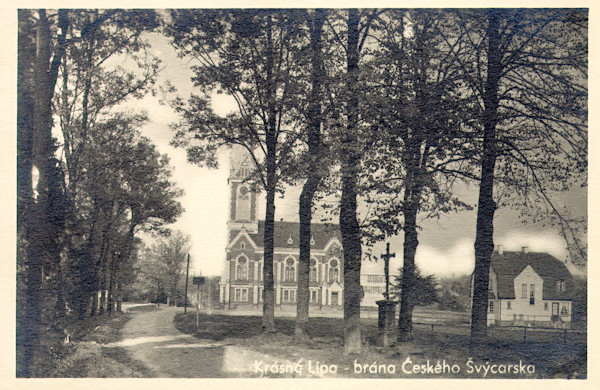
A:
381;242;395;300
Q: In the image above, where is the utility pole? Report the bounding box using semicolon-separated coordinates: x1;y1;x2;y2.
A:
184;254;190;314
381;243;395;300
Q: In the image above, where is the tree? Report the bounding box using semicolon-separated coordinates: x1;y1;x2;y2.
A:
326;9;474;342
166;10;307;332
17;9;70;377
295;8;328;340
332;8;381;355
441;9;587;349
437;275;471;312
360;9;475;342
136;231;191;306
392;267;439;307
52;9;162;318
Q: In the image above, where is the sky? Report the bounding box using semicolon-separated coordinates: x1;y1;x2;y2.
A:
120;32;587;278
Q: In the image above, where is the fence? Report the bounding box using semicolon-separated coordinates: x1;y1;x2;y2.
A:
411;321;586;345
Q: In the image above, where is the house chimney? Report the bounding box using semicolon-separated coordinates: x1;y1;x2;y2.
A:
521;246;529;254
497;245;504;255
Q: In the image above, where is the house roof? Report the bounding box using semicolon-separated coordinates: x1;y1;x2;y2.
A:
230;220;341;251
491;251;573;300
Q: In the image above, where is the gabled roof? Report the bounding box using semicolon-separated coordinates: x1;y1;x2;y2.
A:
226;229;259;251
229;220;341;251
491;251;573;300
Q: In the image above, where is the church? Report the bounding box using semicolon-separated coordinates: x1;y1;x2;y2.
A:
219;146;386;308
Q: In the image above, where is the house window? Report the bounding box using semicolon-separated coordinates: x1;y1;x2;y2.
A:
368;275;385;283
521;284;527;298
236;256;248;281
259;261;263;281
364;286;384;294
556;280;566;293
489;301;494;313
529;284;535;305
329;259;340;283
561;305;569;315
544;302;549;310
284;258;296;282
507;301;511;310
310;290;317;302
309;259;318;282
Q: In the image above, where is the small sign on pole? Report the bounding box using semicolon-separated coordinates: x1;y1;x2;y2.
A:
193;276;205;285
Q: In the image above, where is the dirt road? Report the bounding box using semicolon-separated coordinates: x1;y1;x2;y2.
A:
114;306;276;377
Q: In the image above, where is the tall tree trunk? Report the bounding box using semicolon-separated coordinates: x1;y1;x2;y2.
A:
107;253;116;316
79;202;99;319
91;229;109;316
261;13;277;333
16;9;36;378
340;8;363;354
19;9;54;376
397;200;419;341
262;164;277;332
295;9;325;340
470;10;501;352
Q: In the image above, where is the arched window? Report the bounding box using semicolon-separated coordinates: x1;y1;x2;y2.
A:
236;256;248;281
309;259;318;282
329;258;339;283
236;185;251;221
284;257;296;282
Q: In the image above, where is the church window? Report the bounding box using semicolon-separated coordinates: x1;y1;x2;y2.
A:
236;256;248;281
282;288;296;302
234;287;248;302
329;259;339;283
310;259;318;282
284;257;296;282
240;242;245;250
236;185;251;221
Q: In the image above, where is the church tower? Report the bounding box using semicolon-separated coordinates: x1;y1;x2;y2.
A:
227;144;259;233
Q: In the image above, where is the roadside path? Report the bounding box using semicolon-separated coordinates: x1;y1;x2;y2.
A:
113;306;278;377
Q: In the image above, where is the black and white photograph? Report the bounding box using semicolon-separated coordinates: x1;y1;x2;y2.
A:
9;3;591;384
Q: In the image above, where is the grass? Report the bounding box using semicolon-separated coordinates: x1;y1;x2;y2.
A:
174;312;586;379
37;307;157;377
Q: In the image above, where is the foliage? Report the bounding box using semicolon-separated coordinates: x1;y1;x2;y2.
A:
164;9;310;332
444;9;588;345
437;275;472;312
134;231;191;305
17;9;180;376
392;267;439;307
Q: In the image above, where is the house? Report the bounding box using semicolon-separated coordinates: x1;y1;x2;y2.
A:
478;247;574;328
219;145;386;308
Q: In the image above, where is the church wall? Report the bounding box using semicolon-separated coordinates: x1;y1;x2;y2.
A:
251;191;256;221
229;181;237;220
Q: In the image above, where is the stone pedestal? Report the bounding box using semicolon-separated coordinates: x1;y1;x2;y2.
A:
377;300;398;347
